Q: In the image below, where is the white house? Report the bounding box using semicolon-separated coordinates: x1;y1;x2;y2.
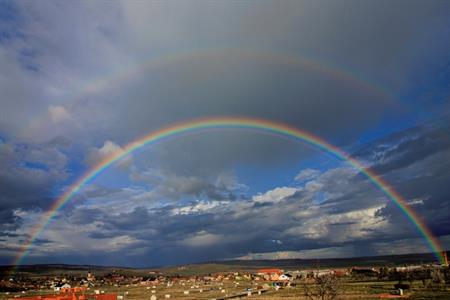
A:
278;274;292;281
54;283;71;292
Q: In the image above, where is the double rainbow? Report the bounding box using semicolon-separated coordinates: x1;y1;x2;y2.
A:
14;117;446;266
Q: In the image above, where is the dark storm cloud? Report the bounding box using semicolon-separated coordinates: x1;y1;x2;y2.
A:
32;238;53;246
0;140;68;208
355;119;450;237
104;207;151;231
99;50;391;176
1;0;447;147
0;139;69;241
375;150;450;237
68;207;104;225
0;0;448;179
1;1;450;265
85;0;449;175
354;119;450;175
0;210;21;235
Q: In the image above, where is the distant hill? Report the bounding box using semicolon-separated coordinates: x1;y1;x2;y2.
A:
1;251;446;277
220;252;442;268
159;251;445;276
0;264;146;278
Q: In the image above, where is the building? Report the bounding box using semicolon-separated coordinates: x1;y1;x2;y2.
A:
53;283;71;292
277;274;292;281
87;271;96;282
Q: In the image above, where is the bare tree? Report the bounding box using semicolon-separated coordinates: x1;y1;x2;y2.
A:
303;275;340;300
430;268;445;290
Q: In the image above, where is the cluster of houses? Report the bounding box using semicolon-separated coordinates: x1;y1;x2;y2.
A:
50;272;97;291
0;271;99;293
255;269;292;281
2;263;446;297
0;265;419;292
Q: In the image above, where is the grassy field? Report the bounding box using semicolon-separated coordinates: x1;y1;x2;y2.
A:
1;279;449;300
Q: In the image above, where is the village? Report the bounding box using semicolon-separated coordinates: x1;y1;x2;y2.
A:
1;261;449;300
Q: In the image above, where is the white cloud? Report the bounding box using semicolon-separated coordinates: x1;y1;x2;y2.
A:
252;187;298;203
171;201;229;216
304;180;324;193
48;105;72;123
286;206;388;242
85;140;132;167
295;168;320;182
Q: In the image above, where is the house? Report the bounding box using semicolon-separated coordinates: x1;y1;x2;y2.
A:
53;282;71;291
277;274;292;281
87;271;96;282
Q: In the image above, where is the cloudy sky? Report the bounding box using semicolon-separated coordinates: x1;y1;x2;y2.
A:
1;1;450;267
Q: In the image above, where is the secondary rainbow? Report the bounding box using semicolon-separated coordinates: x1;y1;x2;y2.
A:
14;117;446;266
22;48;391;139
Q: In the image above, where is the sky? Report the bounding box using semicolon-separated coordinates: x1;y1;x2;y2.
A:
0;1;450;267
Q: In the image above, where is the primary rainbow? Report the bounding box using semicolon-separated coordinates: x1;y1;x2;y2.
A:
14;117;446;266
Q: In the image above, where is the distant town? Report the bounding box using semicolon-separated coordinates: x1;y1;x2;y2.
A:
1;252;449;299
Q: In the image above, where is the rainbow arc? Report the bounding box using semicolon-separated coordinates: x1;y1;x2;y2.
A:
14;117;446;266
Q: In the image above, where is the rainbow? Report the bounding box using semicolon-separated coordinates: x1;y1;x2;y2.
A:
13;117;446;266
67;48;391;101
